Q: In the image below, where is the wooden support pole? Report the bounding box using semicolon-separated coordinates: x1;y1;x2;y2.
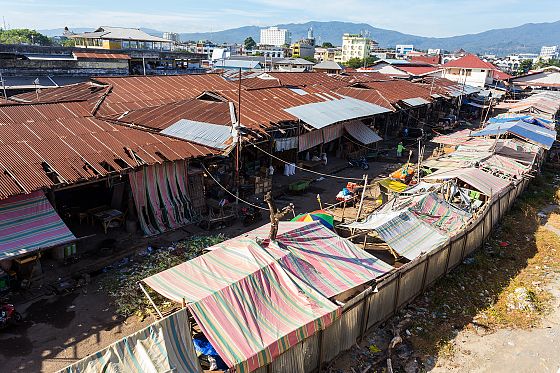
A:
356;174;369;221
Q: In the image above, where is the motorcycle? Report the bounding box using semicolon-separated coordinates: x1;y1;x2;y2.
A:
0;302;22;329
240;197;264;227
348;156;369;170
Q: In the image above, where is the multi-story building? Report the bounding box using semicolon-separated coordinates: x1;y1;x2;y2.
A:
163;32;180;43
540;45;559;60
249;45;285;58
70;26;173;51
396;44;414;55
291;42;315;58
341;33;377;63
493;54;539;72
259;27;291;47
314;47;336;62
441;54;495;88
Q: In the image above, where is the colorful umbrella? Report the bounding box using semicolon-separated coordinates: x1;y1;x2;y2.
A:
291;210;334;229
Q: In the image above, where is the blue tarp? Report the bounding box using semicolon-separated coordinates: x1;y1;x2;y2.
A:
473;120;557;150
488;115;554;129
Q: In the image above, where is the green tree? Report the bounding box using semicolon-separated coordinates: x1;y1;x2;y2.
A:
344;56;378;69
0;29;51;45
321;42;334;48
517;59;533;75
60;38;75;47
534;58;560;69
243;36;256;50
302;56;316;63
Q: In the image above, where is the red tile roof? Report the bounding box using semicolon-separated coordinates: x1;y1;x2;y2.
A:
492;69;513;81
442;54;495;69
395;66;440;76
73;52;131;60
0;102;217;199
410;55;440;65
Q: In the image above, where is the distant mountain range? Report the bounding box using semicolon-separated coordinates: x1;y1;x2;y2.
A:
39;20;560;55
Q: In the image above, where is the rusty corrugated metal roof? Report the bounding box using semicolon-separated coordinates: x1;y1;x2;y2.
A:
9;82;110;110
110;98;233;130
73;52;131;60
93;74;235;117
355;80;434;105
0;101;218;200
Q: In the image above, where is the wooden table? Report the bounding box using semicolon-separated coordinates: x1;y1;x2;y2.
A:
92;209;125;234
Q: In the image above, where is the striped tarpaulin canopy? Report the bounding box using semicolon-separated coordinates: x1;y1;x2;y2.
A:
143;238;283;303
0;190;75;259
479;154;530;179
344;210;448;260
60;308;201;373
266;222;393;298
407;193;472;236
188;259;340;373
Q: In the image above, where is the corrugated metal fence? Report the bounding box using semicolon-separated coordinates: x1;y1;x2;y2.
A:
257;177;530;372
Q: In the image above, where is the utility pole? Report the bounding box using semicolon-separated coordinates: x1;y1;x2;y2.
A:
0;72;7;100
236;68;242;205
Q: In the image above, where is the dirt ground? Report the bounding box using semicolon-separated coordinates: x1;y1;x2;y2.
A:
0;157;404;373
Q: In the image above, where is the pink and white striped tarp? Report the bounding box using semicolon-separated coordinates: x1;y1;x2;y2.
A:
0;190;75;259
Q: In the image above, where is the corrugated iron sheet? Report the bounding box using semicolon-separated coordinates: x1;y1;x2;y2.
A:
284;97;391;129
0;102;217;200
473;120;556;150
401;97;431;107
161;119;233;149
344;121;382;144
424;168;511;197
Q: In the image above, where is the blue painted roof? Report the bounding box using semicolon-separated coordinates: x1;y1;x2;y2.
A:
473;120;557;150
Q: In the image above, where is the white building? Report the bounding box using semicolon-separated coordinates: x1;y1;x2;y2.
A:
163;32;180;43
540;46;559;60
396;44;414;55
341;33;377;63
260;27;291;47
427;48;441;55
493;54;539;72
441;54;495;88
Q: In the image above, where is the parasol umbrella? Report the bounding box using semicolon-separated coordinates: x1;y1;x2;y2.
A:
291;210;334;229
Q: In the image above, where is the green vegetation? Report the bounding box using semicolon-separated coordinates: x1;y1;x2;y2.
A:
60;38;75;47
243;36;256;50
0;28;51;45
517;59;533;75
344;56;378;69
100;235;227;318
321;42;334;48
534;58;560;69
302;56;316;63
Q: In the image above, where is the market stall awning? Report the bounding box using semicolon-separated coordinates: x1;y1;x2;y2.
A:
188;258;339;373
344;121;382;144
0;191;75;260
265;222;393;297
479;154;530;179
424;167;511;197
61;308;202;373
407;193;471;236
472;121;557;150
344;210;448;260
284;97;391;130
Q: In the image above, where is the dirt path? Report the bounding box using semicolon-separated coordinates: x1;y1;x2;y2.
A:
431;276;560;372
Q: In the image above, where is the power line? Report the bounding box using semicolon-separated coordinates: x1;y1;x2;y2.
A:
201;164;270;211
251;143;365;181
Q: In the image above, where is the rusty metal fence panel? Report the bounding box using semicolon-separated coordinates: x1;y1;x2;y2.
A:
366;274;398;329
396;256;429;309
425;243;450;286
447;235;466;271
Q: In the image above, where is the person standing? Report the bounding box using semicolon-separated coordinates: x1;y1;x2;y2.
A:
397;142;405;158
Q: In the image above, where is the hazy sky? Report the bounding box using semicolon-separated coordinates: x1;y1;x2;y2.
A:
1;0;559;37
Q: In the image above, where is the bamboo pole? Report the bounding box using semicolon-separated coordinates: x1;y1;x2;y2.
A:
139;282;163;319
